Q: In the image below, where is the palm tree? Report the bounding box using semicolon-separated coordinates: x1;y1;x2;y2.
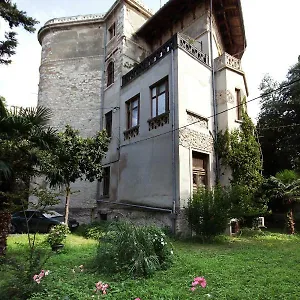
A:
0;98;57;256
267;170;300;234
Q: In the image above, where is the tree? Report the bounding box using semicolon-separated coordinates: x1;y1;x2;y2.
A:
265;170;300;234
40;125;109;224
0;0;38;64
0;98;57;256
258;57;300;176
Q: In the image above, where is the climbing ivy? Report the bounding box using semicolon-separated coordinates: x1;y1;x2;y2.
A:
216;103;263;193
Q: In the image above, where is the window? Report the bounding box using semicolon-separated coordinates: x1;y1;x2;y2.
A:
150;78;169;118
236;88;242;120
105;111;112;137
108;23;116;40
107;61;114;87
192;151;208;192
103;167;110;197
126;95;139;129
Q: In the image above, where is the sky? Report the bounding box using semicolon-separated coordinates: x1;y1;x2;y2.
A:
0;0;300;122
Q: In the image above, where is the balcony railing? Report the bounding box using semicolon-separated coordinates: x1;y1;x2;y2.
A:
122;33;209;87
214;52;242;73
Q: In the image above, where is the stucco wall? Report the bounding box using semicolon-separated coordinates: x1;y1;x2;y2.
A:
116;54;174;208
176;49;215;203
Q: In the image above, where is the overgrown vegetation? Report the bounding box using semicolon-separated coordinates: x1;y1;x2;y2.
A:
216;107;267;220
1;232;300;300
264;170;300;234
96;222;174;277
258;57;300;176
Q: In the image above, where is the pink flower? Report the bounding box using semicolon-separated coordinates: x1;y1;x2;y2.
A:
190;287;196;292
33;275;39;281
95;281;109;295
193;276;207;288
135;298;141;300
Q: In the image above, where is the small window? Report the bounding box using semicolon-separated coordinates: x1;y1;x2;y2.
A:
150;78;169;118
107;61;114;87
105;111;112;138
126;95;140;129
103;167;110;197
108;23;116;40
236;88;242;120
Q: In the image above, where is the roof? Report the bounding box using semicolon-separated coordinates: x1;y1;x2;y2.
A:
136;0;246;58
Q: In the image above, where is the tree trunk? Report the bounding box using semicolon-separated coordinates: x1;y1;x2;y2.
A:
0;211;11;256
64;185;71;224
286;208;295;234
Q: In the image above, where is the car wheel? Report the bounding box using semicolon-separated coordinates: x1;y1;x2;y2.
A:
9;223;17;234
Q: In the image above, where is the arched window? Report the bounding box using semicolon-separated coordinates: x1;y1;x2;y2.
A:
107;61;114;87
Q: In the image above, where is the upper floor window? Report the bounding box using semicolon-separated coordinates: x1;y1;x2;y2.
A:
126;95;139;129
236;88;242;120
150;78;169;118
108;23;116;40
105;110;112;137
107;61;114;87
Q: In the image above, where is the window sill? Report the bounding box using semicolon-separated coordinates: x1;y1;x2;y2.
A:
123;125;139;140
105;82;115;91
106;36;116;46
235;119;243;124
147;111;170;130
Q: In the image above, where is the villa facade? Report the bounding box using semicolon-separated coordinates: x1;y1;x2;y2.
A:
37;0;248;232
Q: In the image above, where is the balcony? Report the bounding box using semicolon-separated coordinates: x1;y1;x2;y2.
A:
214;52;243;73
122;33;209;87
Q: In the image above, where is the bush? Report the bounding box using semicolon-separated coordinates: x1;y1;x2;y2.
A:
185;186;231;240
75;221;111;240
95;222;173;277
46;224;70;247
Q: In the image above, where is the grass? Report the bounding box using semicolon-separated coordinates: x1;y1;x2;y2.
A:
1;231;300;299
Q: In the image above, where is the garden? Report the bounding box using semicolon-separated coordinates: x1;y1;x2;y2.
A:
1;224;300;300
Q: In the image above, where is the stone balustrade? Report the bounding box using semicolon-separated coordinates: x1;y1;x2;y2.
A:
214;52;242;73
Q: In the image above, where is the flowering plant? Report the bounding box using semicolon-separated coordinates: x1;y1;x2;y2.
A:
95;281;109;295
33;269;50;284
190;276;207;292
46;223;70;247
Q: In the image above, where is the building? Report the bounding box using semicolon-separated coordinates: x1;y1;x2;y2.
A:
37;0;248;232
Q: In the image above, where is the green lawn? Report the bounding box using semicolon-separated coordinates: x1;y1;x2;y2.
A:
1;232;300;300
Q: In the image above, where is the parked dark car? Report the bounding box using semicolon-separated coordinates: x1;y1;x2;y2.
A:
10;210;79;233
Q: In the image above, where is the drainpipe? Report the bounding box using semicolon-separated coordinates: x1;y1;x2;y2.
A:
171;48;177;234
100;23;108;131
97;23;108;199
209;0;220;182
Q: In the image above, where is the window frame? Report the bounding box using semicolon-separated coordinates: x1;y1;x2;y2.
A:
107;61;114;87
102;167;110;197
126;94;140;129
192;151;209;192
236;88;242;120
105;110;112;138
150;77;169;118
108;22;116;41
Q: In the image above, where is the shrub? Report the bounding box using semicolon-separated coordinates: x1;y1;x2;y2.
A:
46;224;70;247
95;222;173;277
77;221;111;240
185;186;231;240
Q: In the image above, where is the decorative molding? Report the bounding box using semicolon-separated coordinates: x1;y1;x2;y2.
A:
122;33;209;87
179;128;213;152
123;125;139;140
148;112;170;131
187;111;208;129
216;90;234;104
45;14;105;26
